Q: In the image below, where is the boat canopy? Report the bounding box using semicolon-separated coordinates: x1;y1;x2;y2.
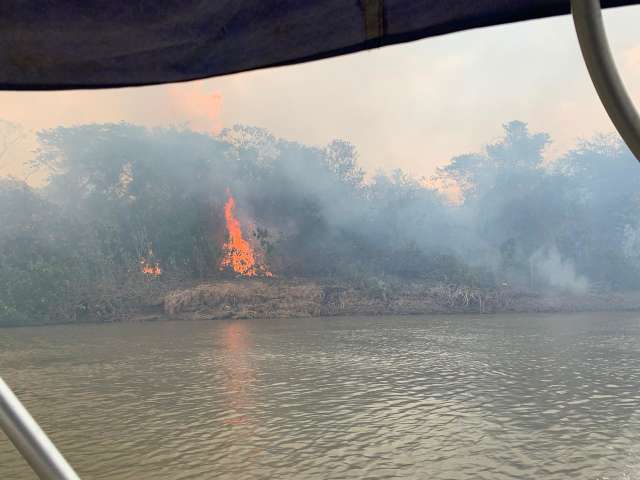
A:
1;0;639;90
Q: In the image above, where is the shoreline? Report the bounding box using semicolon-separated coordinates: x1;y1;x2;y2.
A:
5;278;640;328
162;279;640;322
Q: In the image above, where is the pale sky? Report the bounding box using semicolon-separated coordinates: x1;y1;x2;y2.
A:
1;5;640;182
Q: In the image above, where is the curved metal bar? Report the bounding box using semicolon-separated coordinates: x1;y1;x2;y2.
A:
0;377;80;480
571;0;640;161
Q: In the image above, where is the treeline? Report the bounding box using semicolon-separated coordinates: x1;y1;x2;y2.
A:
1;121;640;325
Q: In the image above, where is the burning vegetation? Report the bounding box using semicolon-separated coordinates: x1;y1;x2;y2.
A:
219;191;272;277
3;121;640;326
141;262;162;276
140;249;162;276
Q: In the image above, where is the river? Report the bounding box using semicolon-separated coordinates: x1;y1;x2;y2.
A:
2;313;640;479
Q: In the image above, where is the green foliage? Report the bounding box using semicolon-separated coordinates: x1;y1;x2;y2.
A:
438;122;640;290
2;120;640;326
0;179;84;325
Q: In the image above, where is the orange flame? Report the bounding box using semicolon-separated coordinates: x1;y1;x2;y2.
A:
140;248;162;276
141;262;162;276
219;191;272;277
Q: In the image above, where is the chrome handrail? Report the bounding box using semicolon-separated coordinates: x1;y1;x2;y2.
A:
0;377;80;480
572;0;640;161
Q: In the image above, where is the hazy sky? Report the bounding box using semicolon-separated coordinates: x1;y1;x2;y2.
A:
1;5;639;181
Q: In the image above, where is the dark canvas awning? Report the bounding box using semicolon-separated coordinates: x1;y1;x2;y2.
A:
1;0;639;90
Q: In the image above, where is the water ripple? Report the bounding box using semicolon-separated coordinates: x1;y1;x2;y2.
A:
2;312;640;479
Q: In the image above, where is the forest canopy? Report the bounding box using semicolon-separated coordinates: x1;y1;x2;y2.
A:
1;121;639;325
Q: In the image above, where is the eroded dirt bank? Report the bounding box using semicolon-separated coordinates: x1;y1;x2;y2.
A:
160;279;640;321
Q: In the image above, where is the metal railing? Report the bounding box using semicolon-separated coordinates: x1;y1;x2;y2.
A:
0;377;80;480
571;0;640;161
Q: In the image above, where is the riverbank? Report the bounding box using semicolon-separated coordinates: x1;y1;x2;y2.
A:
5;278;640;327
158;279;640;321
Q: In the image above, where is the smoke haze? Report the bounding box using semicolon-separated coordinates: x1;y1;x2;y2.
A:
3;116;640;326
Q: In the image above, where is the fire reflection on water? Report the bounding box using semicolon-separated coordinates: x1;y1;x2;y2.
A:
222;321;255;426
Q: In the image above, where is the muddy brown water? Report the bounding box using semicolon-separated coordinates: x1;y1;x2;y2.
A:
2;312;640;479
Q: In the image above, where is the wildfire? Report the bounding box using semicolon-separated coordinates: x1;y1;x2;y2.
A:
140;248;162;276
141;262;162;276
219;191;272;277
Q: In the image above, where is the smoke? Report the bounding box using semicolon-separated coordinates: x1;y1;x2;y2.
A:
3;119;640;292
166;85;223;135
531;246;588;294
